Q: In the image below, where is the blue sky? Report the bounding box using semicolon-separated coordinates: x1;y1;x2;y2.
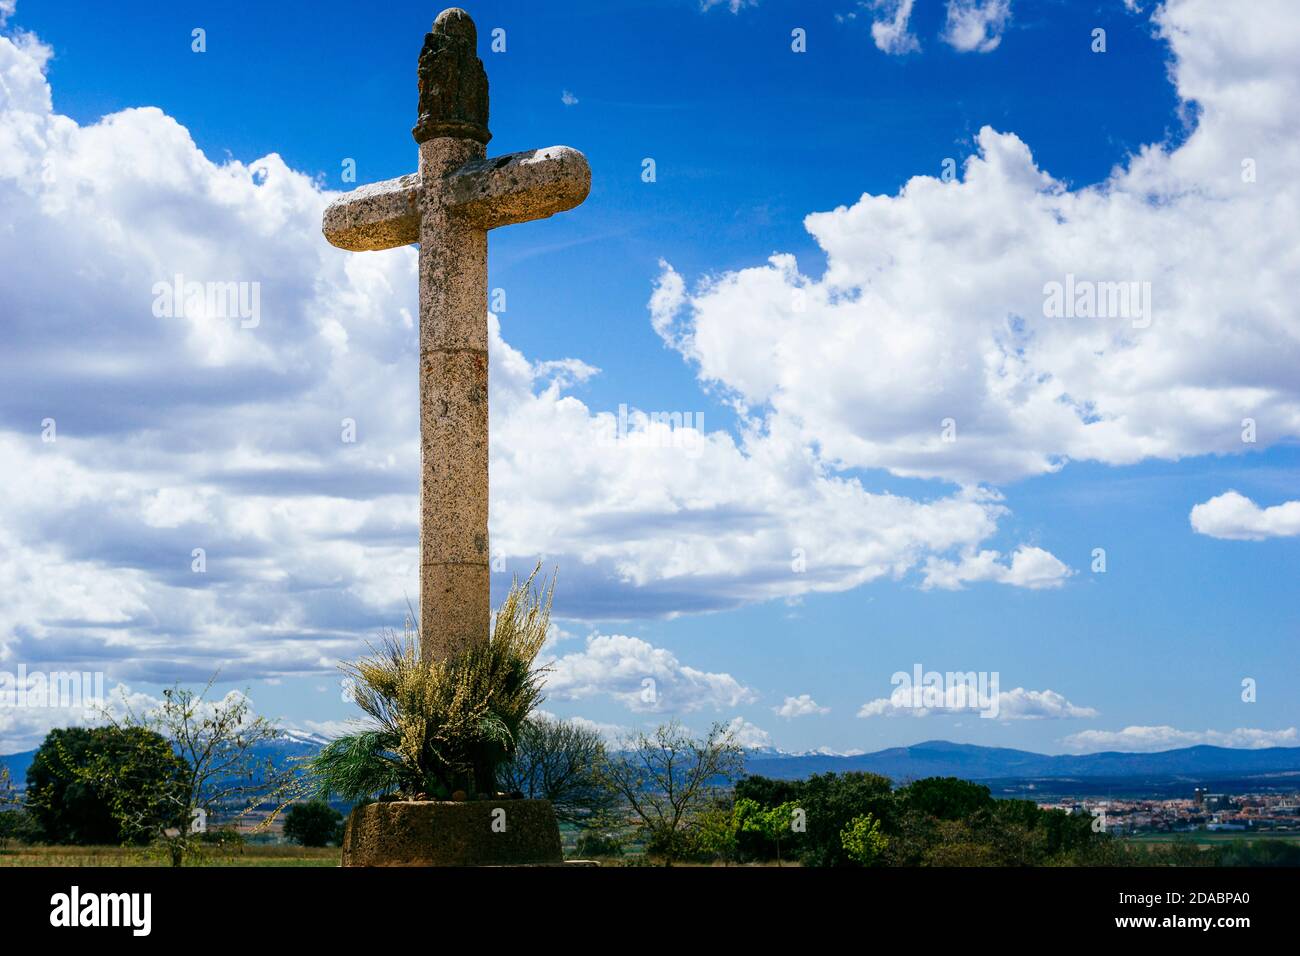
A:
0;0;1296;756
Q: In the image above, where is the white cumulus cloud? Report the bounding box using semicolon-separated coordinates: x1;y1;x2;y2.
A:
921;545;1073;590
543;633;757;713
724;716;773;749
3;0;1292;689
774;693;831;718
654;0;1300;487
0;18;1066;686
532;709;629;744
858;684;1097;720
941;0;1011;53
870;0;921;54
1189;491;1300;540
699;0;758;12
1064;725;1299;752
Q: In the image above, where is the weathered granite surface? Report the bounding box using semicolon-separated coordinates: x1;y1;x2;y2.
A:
340;800;564;867
413;8;491;145
417;134;490;660
320;8;590;664
321;173;420;252
450;146;592;230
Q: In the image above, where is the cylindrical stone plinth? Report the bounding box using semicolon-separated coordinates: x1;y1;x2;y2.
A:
340;800;564;867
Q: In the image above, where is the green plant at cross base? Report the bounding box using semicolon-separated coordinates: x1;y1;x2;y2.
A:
308;566;553;801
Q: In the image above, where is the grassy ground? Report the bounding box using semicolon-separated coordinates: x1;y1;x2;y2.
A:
0;844;791;867
11;835;1289;866
0;844;341;867
1125;832;1300;848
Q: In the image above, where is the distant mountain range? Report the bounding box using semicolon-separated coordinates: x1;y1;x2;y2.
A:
5;737;1299;796
0;731;327;792
741;739;1300;785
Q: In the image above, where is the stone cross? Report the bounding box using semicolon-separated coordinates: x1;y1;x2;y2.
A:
322;8;590;661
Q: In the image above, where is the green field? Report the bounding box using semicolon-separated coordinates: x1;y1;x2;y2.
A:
1125;831;1300;848
0;844;342;867
4;832;1295;867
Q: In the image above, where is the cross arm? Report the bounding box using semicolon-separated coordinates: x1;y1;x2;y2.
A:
448;146;591;231
322;172;422;252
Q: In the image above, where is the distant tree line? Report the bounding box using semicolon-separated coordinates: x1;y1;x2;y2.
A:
499;721;1300;867
6;707;1299;867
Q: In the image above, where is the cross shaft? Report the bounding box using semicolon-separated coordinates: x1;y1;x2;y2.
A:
321;8;590;661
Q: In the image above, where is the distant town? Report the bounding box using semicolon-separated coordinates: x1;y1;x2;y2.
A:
1046;788;1300;835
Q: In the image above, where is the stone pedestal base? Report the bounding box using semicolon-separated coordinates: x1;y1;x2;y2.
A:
340;799;564;867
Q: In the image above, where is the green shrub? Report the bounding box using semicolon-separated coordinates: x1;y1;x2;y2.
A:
574;831;624;858
283;801;344;847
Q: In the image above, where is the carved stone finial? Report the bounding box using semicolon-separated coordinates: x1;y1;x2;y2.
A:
413;7;491;145
433;7;476;43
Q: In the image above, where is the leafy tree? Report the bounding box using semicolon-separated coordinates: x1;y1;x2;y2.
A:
841;812;888;866
1217;839;1300;867
1142;836;1216;867
733;775;805;808
881;808;934;866
1017;804;1095;860
920;820;1001;866
0;766;41;849
735;798;800;865
989;821;1050;866
498;716;618;825
791;772;895;867
283;801;344;847
724;772;1137;868
897;777;993;820
890;788;1120;866
309;568;552;801
573;830;625;859
198;826;246;852
733;776;804;860
74;680;299;865
0;806;42;848
26;726;185;845
694;800;739;865
596;720;743;866
1065;831;1138;866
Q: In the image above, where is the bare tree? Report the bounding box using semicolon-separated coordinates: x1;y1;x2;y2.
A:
0;765;15;808
596;720;743;866
498;716;618;825
77;678;300;865
0;765;22;850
